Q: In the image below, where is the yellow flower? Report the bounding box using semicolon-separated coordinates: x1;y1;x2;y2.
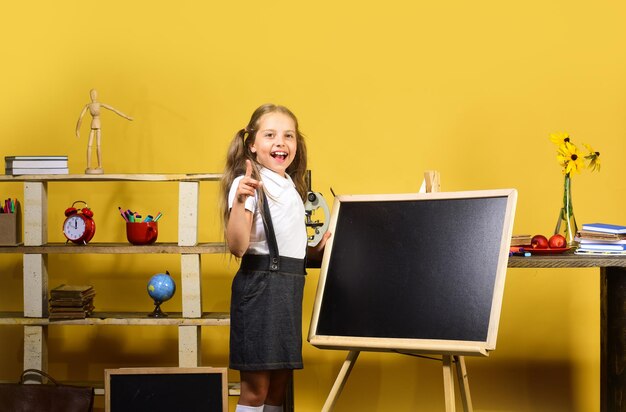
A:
583;143;601;172
556;141;584;174
550;132;570;145
549;132;601;176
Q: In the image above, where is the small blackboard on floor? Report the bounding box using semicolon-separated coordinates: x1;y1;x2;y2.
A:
105;367;227;412
308;189;517;356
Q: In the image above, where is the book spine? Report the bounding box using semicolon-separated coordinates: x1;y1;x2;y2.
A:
574;249;626;255
579;239;626;245
6;160;68;168
577;244;626;251
581;226;626;234
5;168;69;175
5;156;68;160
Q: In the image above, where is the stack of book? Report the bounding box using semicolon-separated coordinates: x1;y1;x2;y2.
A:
5;155;69;175
511;234;532;246
49;284;95;320
575;223;626;255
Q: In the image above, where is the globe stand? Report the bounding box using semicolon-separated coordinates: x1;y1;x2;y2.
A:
148;300;168;318
147;270;175;318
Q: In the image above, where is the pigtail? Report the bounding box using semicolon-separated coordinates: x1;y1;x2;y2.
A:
219;128;260;234
287;131;308;201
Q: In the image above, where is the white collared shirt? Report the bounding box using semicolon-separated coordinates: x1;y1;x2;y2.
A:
228;167;307;259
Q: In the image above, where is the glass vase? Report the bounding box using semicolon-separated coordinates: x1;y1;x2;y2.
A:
553;173;578;246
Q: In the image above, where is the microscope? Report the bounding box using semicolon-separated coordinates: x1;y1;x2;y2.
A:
304;170;330;247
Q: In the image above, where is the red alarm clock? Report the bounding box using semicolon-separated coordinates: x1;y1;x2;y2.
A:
63;200;96;244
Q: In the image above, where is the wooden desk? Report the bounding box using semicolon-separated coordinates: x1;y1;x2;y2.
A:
508;253;626;412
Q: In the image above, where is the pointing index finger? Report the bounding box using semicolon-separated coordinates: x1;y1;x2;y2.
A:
245;159;253;178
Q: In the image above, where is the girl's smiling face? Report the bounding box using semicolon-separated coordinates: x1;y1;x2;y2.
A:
250;112;297;177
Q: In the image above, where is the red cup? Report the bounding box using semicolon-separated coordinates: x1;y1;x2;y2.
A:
126;222;158;245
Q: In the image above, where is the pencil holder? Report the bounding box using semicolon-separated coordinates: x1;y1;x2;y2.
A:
0;201;21;246
126;222;158;245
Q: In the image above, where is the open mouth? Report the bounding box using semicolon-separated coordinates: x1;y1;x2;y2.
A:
271;151;288;161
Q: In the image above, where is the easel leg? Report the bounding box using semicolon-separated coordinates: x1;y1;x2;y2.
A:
442;355;456;412
322;350;360;412
454;356;473;412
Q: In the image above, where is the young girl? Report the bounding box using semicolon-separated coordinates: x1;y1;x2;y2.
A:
220;104;330;412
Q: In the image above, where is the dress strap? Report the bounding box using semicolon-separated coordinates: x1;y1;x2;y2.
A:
260;191;280;272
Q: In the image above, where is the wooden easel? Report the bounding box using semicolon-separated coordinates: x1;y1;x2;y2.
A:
321;171;474;412
322;351;472;412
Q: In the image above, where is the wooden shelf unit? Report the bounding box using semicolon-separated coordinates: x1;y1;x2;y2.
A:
0;173;225;382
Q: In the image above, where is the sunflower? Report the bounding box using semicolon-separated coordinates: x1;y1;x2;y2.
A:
556;141;584;175
550;132;571;145
583;143;601;172
550;132;601;176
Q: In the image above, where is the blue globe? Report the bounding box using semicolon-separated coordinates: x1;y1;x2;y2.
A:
147;272;176;303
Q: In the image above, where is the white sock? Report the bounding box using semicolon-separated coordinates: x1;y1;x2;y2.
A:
235;405;264;412
264;405;283;412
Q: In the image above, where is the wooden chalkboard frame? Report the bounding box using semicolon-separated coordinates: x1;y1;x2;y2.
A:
308;189;517;357
105;367;228;412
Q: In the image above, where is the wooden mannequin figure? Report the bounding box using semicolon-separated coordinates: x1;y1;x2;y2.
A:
76;89;133;174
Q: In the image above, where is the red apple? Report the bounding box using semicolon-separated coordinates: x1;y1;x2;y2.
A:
531;234;549;249
549;234;567;248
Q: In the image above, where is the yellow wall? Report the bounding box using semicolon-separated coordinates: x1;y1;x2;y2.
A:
1;1;625;410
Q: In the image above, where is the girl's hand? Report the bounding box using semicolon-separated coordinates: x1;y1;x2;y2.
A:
307;231;332;264
227;159;260;257
316;231;332;251
236;160;262;203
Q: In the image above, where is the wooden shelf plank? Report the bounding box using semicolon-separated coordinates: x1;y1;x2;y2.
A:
508;252;626;268
0;242;226;254
0;311;230;326
0;380;241;397
0;173;221;182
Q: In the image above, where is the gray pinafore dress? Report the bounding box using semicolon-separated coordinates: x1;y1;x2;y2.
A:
229;193;307;371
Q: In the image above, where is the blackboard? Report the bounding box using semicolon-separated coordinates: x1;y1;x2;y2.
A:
308;189;517;356
105;367;227;412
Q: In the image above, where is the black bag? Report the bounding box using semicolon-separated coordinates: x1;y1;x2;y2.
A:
0;369;94;412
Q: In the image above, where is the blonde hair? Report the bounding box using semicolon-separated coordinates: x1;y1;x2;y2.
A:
219;104;309;233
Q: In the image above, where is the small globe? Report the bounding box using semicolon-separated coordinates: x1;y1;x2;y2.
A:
147;272;176;303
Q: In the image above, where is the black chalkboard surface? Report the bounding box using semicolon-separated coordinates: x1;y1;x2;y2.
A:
308;189;517;356
105;367;227;412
